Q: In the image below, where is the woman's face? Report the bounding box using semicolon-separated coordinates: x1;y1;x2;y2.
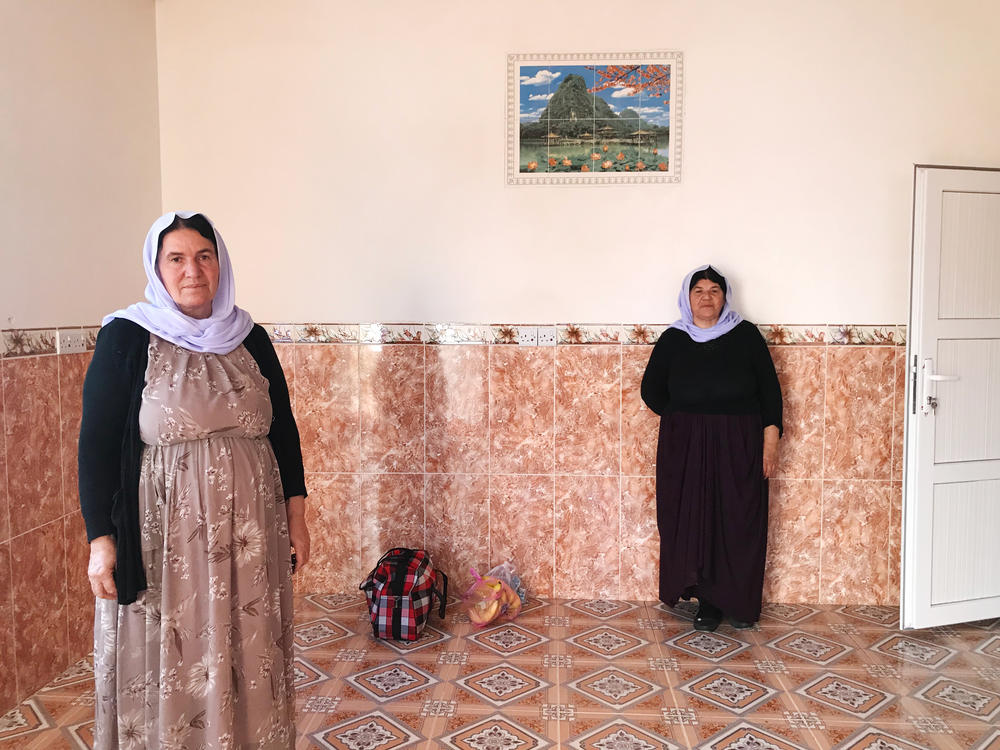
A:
689;277;725;328
157;228;220;319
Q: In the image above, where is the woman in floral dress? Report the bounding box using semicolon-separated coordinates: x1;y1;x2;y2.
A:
79;211;310;749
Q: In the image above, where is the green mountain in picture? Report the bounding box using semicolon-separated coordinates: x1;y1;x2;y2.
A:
521;73;668;141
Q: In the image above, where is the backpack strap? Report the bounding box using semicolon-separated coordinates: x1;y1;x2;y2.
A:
434;569;448;618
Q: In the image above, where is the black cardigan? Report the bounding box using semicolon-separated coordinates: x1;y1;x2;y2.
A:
78;318;307;604
640;320;783;435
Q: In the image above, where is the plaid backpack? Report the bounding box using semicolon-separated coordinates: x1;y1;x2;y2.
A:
359;548;448;640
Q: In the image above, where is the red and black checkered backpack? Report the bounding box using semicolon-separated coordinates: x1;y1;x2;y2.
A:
359;548;448;640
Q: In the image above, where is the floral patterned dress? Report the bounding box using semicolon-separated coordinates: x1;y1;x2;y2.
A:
93;335;295;749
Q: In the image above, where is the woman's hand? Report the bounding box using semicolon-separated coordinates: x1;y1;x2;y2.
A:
763;425;780;478
286;495;310;572
88;536;118;600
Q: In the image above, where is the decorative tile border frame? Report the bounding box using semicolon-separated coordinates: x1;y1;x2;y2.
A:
0;322;908;357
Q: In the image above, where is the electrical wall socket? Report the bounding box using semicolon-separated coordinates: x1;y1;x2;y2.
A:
516;326;537;346
58;330;87;354
537;326;557;346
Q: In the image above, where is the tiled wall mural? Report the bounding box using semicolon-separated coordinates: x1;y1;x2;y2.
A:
0;321;906;711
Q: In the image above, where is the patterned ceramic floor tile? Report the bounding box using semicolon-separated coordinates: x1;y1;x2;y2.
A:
679;669;779;714
467;623;550;656
760;603;821;625
765;630;853;666
456;662;550;706
0;699;55;742
666;630;751;662
441;714;551;750
371;624;453;654
294;617;354;649
836;605;901;628
566;626;649;659
345;660;439;702
566;666;663;709
837;726;933;750
915;676;1000;722
293;655;333;690
973;728;1000;750
13;598;1000;750
870;634;958;669
567;717;682;749
796;673;894;718
975;635;1000;660
700;720;811;750
309;710;423;749
565;599;640;620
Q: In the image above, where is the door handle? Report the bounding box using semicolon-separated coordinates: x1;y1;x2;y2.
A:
921;358;960;414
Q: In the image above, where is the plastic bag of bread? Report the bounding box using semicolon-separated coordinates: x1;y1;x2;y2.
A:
462;567;522;627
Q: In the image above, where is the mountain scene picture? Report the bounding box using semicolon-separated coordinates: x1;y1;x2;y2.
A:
517;62;673;177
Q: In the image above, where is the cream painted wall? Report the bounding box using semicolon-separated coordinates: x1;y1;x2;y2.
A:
8;2;998;328
154;0;1000;325
1;0;162;330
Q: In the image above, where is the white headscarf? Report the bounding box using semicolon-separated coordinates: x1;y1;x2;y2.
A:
670;264;743;342
103;210;254;353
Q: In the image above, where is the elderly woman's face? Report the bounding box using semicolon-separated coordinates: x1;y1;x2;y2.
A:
157;228;220;319
689;278;725;328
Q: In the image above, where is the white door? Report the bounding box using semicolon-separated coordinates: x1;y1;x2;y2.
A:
902;165;1000;629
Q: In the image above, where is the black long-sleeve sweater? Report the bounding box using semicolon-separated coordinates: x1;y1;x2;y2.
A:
640;320;783;434
78;318;307;604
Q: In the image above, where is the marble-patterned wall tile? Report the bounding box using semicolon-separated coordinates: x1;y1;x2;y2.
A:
490;475;554;597
295;474;361;595
0;367;8;544
359;474;424;571
359;345;425;473
274;344;296;406
770;347;825;479
0;542;15;710
763;480;822;603
620;346;657;477
11;520;68;698
425;347;489;474
554;346;621;476
892;347;907;482
554;476;620;599
490;347;555;475
293;345;359;474
824;347;895;479
620;476;658;601
819;480;891;604
63;513;92;659
425;474;490;594
887;480;902;606
4;356;61;536
59;353;90;516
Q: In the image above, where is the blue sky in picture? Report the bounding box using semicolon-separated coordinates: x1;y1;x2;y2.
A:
518;64;670;126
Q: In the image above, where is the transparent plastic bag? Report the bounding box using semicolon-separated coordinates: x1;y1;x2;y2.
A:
484;561;526;604
462;567;522;627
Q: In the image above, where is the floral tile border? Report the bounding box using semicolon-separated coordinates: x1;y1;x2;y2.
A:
425;324;492;345
623;324;667;345
827;325;899;346
293;324;359;344
490;324;557;346
758;325;828;346
359;323;423;344
2;328;57;358
558;324;622;345
1;322;910;353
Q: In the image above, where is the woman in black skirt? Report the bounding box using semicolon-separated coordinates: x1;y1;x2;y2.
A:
641;265;782;631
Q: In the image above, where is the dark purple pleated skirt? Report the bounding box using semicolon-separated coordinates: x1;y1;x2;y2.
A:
655;412;768;623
